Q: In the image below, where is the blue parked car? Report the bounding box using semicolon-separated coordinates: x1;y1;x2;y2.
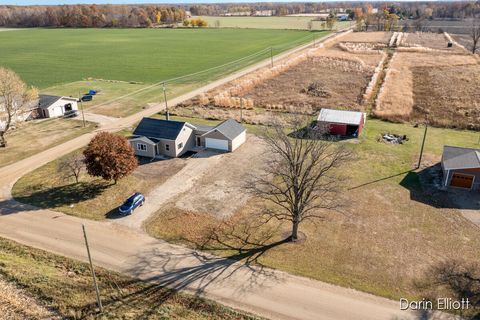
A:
81;95;93;102
118;193;145;215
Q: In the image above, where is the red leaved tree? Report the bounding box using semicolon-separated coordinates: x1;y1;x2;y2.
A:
83;132;138;184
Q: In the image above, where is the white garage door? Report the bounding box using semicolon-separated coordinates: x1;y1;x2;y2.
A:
205;138;229;151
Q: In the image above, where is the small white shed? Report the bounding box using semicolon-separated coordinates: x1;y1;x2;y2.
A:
38;95;78;118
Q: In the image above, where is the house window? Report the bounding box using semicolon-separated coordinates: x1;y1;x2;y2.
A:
178;142;183;149
165;144;170;151
137;143;147;151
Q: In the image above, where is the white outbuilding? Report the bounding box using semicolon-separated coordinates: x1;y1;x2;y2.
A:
38;94;78;118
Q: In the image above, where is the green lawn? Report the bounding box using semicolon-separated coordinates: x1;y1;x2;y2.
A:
44;80;198;117
0;118;95;168
145;117;480;310
0;28;314;88
0;237;261;319
12;148;187;220
198;16;351;31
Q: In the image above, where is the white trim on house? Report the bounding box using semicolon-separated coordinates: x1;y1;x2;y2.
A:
137;143;147;151
450;172;475;190
205;138;229;151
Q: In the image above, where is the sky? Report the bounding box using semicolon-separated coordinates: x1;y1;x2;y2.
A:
0;0;444;5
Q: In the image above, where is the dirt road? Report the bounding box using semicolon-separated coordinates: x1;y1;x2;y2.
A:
0;31;427;320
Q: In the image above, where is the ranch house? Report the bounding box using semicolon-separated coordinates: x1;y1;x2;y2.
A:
441;146;480;190
37;94;78;118
129;117;246;158
317;108;366;137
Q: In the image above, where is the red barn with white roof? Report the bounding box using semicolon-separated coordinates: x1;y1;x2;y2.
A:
317;108;366;137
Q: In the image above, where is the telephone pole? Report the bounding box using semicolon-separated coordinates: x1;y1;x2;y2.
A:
417;121;428;169
78;92;86;127
82;224;103;313
270;47;274;68
162;82;169;120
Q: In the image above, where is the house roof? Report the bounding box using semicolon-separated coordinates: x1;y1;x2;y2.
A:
38;94;77;109
194;124;215;133
317;108;364;125
129;136;156;145
206;119;246;140
133;118;187;140
133;117;246;142
442;146;480;170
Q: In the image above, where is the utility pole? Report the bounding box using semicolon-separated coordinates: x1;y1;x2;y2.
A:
417;122;428;169
82;224;103;313
162;82;169;121
79;92;86;127
270;47;274;68
240;99;243;123
313;33;316;47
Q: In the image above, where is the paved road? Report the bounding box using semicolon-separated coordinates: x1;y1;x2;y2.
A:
0;31;433;320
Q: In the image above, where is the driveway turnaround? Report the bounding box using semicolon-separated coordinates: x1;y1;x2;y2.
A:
0;33;438;320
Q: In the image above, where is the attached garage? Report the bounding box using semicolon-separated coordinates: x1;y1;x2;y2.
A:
205;138;229;151
201;119;246;152
441;146;480;190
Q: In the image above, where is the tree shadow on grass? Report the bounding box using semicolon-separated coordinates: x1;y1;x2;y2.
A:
14;181;111;210
413;260;480;320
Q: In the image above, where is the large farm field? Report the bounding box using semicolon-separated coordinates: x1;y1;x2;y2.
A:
375;32;479;129
197;16;350;30
0;28;313;89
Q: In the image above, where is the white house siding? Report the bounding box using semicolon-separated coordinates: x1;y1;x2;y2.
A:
45;99;78;118
230;130;246;151
174;125;196;157
129;138;156;158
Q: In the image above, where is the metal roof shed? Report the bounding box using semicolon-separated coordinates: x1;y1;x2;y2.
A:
317;108;366;137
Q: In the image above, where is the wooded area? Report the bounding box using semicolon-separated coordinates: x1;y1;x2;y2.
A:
0;2;479;28
0;5;186;28
190;1;480;19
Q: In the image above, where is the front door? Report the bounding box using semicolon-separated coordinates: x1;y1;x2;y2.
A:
196;136;201;147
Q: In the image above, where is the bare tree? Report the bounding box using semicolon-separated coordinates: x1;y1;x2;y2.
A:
250;121;351;242
0;68;38;147
57;153;85;184
471;18;480;54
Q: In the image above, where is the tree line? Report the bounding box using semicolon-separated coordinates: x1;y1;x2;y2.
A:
188;1;479;20
0;5;186;28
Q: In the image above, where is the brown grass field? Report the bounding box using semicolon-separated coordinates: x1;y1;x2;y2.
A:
375;50;479;127
177;32;386;123
412;64;480;129
0;277;58;320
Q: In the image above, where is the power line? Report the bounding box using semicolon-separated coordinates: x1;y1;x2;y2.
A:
90;34;316;109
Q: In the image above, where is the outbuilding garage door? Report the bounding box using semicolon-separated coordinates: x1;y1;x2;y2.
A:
205;138;229;151
450;173;474;189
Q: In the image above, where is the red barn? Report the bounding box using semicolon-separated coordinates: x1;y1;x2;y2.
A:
317;108;366;137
